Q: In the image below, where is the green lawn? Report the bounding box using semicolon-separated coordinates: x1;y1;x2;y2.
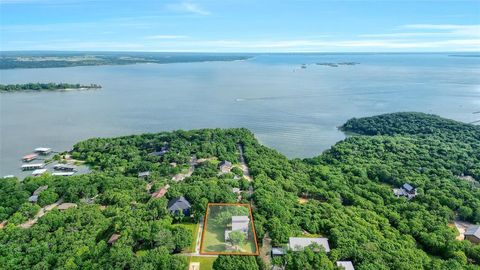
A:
173;223;199;253
188;256;216;270
201;205;257;254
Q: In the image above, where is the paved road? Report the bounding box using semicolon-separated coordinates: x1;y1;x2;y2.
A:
237;143;252;182
19;198;63;228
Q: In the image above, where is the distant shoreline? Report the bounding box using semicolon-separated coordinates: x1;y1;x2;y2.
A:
0;83;102;93
0;53;253;70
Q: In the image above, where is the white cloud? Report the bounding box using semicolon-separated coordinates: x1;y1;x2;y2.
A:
404;24;480;37
167;1;211;16
360;24;480;39
7;37;480;52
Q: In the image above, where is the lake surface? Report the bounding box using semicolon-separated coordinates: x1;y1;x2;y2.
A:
1;53;479;176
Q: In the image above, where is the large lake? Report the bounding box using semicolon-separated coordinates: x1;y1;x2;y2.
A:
1;53;479;176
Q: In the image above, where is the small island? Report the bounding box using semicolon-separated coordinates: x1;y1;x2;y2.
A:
316;62;359;67
0;83;102;92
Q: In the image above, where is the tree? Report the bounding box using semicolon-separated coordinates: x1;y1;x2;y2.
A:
172;226;192;252
213;255;259;270
228;231;245;250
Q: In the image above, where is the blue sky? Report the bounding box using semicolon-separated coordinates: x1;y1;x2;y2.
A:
1;0;479;52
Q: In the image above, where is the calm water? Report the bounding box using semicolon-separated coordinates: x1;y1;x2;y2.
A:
1;53;479;176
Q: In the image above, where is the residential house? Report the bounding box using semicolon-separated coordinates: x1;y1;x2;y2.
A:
271;247;286;257
138;171;150;179
150;144;169;156
151;185;170;198
465;225;480;244
225;215;250;241
393;183;418;199
219;160;233;174
337;261;355;270
288;237;330;252
167;196;191;216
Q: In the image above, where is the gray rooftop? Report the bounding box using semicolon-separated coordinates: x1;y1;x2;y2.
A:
232;216;249;222
138;171;150;177
271;247;286;255
288;237;330;252
337;261;355;270
402;183;414;192
167;196;191;211
219;160;232;167
465;225;480;239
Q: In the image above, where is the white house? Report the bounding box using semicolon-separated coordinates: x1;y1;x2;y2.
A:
225;215;250;241
288;237;330;252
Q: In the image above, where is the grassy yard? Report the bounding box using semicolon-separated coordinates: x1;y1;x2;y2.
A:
202;224;256;253
201;204;257;254
188;256;216;270
173;223;199;253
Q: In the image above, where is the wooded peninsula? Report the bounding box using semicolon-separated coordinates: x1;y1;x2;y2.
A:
0;83;102;92
1;112;479;270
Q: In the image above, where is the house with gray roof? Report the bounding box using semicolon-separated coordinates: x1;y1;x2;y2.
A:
138;171;150;179
225;215;250;241
219;160;233;174
167;196;191;216
337;261;355;270
271;247;286;257
393;183;418;200
465;225;480;244
288;237;330;252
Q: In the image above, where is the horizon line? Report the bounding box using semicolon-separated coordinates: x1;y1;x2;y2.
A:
1;50;479;54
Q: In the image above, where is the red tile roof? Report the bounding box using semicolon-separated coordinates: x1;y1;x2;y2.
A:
151;187;168;198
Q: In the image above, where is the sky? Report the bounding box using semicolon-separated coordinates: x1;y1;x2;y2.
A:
0;0;479;52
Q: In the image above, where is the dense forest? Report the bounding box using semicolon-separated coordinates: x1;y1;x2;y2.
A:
1;113;479;269
0;83;102;92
